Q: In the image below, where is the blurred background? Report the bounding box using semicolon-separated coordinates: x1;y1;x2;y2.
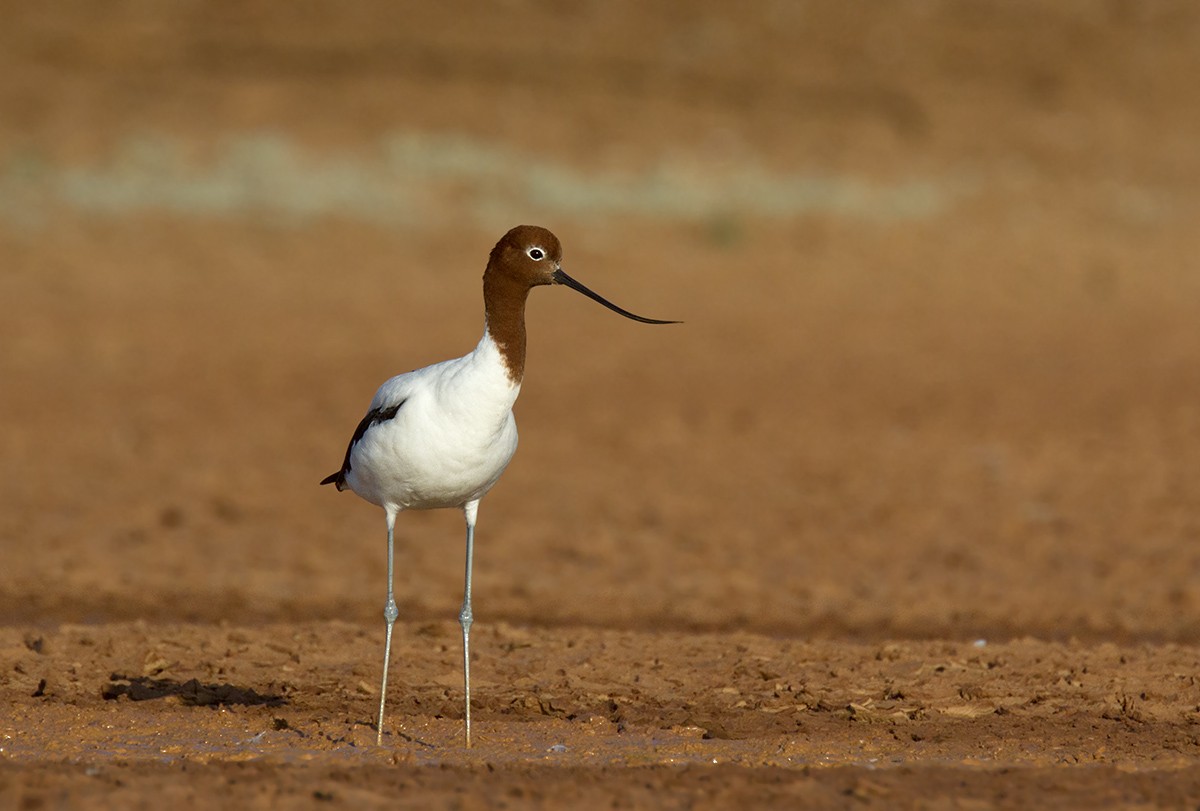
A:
2;1;1199;642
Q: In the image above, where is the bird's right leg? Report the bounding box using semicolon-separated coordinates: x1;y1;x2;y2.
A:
377;505;400;745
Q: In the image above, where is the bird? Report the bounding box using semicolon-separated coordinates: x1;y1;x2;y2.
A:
320;225;677;747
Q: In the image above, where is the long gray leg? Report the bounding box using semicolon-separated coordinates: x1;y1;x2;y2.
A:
376;505;400;746
459;500;479;747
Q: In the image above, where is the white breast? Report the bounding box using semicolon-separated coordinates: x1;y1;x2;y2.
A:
344;332;521;511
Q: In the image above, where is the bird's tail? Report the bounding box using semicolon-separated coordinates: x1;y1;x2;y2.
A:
319;471;346;491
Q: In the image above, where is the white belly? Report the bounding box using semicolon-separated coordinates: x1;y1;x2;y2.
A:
340;333;523;512
345;404;519;511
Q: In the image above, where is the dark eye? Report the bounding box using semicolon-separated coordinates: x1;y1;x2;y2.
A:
527;247;545;261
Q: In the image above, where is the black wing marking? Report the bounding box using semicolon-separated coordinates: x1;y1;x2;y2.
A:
320;399;406;490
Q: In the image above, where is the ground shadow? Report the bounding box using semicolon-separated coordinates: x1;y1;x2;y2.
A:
101;674;285;707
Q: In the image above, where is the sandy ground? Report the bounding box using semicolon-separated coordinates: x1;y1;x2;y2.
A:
4;1;1200;807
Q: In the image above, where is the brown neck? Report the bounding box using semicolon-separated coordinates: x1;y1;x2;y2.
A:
483;270;530;384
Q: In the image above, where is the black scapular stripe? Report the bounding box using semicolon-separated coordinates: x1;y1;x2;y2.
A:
320;400;406;490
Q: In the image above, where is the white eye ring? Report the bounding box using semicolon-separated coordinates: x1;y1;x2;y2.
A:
527;247;545;261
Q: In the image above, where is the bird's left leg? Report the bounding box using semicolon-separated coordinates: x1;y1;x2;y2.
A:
459;499;479;747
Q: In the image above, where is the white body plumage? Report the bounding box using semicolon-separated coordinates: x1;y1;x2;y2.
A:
342;331;520;512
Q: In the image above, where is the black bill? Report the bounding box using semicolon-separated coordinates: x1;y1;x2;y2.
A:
552;269;679;325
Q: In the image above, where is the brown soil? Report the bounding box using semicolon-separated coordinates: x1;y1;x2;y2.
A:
4;2;1200;808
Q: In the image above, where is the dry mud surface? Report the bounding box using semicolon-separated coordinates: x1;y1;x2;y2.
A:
4;2;1200;808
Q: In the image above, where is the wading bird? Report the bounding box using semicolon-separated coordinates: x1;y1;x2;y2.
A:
321;225;676;746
